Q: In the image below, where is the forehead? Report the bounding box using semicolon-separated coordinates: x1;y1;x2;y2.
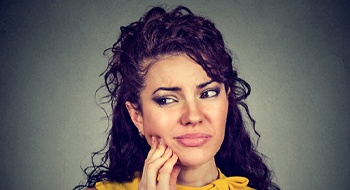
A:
144;55;210;87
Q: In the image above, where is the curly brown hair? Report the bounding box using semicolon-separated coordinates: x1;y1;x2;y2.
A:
75;5;279;190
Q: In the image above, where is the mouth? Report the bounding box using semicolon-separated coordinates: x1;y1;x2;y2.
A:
173;133;212;147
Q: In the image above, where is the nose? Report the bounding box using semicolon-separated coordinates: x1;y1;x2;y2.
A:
180;100;203;126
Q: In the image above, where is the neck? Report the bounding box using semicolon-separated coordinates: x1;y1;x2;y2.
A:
177;158;219;187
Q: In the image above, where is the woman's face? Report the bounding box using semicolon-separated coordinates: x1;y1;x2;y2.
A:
129;54;229;167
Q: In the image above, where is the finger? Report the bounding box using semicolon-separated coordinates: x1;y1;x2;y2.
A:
141;136;155;178
144;147;173;189
157;151;180;189
140;136;158;189
143;136;157;167
170;163;182;187
147;136;158;158
146;137;167;164
141;137;168;190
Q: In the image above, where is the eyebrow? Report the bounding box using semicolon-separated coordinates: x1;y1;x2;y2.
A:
152;80;215;95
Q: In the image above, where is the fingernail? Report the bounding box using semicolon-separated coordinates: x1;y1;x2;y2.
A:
165;147;170;154
173;153;178;159
159;138;164;145
151;136;156;145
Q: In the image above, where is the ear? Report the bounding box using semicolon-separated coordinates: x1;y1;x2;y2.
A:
125;101;144;133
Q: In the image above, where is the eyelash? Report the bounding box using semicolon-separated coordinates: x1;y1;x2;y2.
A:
200;87;220;99
152;87;221;106
153;96;178;106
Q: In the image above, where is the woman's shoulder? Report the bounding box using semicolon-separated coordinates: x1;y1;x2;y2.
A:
93;178;140;190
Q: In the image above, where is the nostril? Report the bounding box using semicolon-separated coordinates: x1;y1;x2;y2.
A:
181;102;203;126
184;119;202;126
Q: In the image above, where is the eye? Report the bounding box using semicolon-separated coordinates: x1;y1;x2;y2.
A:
153;97;177;106
200;88;220;99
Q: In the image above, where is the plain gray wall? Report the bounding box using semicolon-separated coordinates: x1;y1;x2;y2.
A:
1;0;349;189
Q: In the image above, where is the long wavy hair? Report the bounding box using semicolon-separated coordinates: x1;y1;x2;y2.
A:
75;5;279;190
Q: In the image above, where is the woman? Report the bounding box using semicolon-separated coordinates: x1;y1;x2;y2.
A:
75;5;279;190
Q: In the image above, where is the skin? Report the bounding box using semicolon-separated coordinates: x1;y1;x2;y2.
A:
126;54;230;189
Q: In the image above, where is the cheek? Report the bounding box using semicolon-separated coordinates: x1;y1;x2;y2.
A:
212;100;229;133
142;109;176;138
219;104;229;125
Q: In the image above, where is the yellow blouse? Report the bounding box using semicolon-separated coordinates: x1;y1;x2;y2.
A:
95;169;254;190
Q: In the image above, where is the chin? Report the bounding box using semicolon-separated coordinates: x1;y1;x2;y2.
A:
176;151;214;167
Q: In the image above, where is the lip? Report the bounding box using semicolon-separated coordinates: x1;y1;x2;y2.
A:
174;133;212;147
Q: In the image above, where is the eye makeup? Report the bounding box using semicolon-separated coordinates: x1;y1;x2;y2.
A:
152;96;178;106
151;85;222;106
200;86;221;99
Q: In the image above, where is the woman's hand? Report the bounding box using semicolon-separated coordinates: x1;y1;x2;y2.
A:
138;136;182;190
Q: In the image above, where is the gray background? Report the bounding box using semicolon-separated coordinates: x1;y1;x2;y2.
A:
1;0;349;189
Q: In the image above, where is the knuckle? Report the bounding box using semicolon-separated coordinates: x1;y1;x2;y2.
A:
147;162;157;170
159;166;171;175
145;158;152;164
